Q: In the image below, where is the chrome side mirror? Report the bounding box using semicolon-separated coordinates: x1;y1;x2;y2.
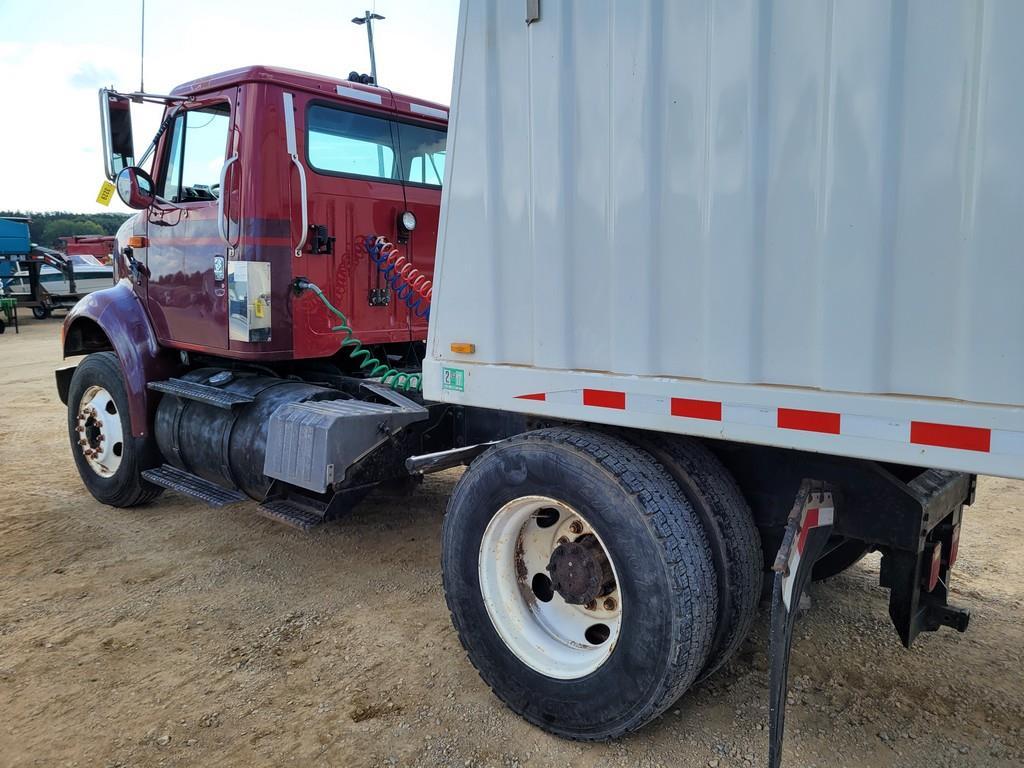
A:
99;89;136;181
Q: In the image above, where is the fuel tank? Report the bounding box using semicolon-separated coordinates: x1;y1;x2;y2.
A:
154;369;333;500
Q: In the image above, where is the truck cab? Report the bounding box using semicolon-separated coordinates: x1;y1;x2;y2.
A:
105;65;446;362
57;66;463;522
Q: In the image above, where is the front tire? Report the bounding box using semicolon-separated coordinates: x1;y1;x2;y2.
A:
67;352;163;507
32;305;50;320
442;427;717;740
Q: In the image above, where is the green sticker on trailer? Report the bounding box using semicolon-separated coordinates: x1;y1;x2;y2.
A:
442;367;465;392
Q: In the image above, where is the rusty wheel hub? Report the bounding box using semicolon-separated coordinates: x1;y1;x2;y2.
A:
546;534;616;605
76;385;124;478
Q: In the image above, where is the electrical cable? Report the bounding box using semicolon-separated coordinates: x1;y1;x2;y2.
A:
294;278;421;392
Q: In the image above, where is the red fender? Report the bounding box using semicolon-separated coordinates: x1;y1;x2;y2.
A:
61;279;179;437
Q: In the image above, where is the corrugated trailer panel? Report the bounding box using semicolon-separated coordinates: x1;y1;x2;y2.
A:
428;0;1024;476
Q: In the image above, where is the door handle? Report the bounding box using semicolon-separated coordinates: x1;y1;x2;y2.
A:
217;153;239;249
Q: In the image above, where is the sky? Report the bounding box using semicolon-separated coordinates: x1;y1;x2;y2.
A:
0;0;459;214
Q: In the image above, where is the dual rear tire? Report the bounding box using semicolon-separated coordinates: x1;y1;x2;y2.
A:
441;427;761;740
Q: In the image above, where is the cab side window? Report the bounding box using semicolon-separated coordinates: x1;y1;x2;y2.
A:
400;122;445;186
306;103;446;188
307;106;397;180
158;104;231;203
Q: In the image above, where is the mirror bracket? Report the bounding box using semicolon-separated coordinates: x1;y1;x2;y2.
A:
99;88;194;181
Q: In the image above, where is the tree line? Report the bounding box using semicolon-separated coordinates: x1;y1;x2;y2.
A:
0;211;131;248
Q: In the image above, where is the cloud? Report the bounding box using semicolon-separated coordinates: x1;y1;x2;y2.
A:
69;62;118;89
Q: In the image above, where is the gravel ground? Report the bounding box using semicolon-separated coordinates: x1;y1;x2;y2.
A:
0;318;1021;768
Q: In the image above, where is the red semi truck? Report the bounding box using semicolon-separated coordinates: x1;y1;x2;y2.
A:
56;45;1005;764
63;66;478;516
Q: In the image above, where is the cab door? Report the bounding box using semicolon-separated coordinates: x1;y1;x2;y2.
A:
145;97;235;349
298;96;445;356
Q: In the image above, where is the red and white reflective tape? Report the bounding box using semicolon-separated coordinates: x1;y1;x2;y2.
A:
514;388;1022;457
781;500;835;611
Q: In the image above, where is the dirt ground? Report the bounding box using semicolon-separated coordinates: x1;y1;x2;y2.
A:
0;318;1021;768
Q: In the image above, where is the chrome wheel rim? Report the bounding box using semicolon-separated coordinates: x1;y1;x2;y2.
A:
75;385;124;478
478;495;623;679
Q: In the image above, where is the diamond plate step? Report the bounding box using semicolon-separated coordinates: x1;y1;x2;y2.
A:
148;378;254;410
256;498;326;532
141;464;247;507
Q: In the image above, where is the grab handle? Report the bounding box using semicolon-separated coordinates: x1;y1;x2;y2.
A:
216;153;239;248
282;91;308;257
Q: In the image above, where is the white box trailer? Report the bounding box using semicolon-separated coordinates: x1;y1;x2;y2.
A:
422;1;1021;763
427;0;1024;481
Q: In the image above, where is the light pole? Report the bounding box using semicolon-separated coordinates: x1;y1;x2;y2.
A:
352;10;385;85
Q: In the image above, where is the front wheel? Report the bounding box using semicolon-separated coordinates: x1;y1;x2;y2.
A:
442;427;717;740
66;352;163;507
32;305;51;320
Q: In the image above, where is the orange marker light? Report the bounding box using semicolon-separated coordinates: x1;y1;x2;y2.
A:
450;342;476;354
127;236;149;248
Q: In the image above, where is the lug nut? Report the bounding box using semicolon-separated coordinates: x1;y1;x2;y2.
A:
585;600;597;611
78;439;87;446
76;426;84;433
603;597;617;611
568;520;584;535
557;536;569;545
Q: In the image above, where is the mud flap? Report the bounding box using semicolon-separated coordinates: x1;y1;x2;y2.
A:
767;480;835;768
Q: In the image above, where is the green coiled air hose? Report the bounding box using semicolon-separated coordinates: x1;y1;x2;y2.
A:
296;279;422;392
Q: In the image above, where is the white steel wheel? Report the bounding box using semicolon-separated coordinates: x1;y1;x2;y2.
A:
74;384;124;478
67;352;162;507
478;495;623;680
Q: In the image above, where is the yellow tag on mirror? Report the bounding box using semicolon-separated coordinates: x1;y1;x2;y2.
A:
96;180;116;206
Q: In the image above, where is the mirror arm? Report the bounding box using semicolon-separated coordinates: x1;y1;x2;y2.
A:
101;87;193;106
137;103;185;169
122;91;193;106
